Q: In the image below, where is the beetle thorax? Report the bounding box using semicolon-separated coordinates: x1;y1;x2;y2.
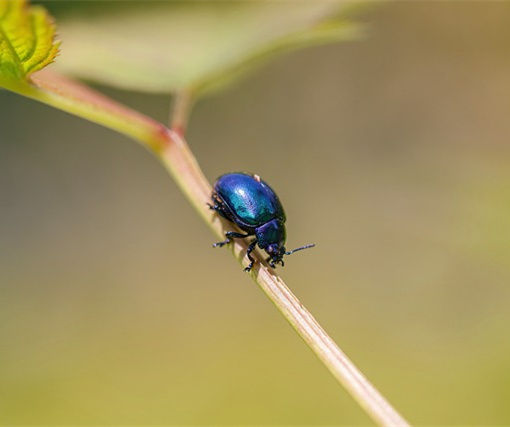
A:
255;218;286;251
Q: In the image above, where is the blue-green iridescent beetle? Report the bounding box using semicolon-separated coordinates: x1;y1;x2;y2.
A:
210;172;315;272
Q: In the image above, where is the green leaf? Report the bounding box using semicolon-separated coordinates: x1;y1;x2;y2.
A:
0;0;60;87
52;1;364;95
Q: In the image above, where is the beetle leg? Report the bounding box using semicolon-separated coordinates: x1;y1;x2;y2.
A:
213;231;250;248
243;240;258;273
208;200;223;215
209;193;231;219
226;231;251;239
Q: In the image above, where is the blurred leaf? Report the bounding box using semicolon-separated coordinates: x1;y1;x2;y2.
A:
0;0;59;87
53;1;363;95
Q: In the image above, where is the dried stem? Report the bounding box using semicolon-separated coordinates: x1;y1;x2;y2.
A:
19;71;410;427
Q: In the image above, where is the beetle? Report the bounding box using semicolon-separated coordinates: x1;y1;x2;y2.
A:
209;172;315;272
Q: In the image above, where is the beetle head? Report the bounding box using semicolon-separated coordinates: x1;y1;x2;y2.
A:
266;243;286;268
266;243;316;268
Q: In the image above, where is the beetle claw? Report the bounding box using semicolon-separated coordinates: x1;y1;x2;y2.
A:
213;239;230;248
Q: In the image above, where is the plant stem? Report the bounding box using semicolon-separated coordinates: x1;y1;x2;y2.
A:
20;70;410;427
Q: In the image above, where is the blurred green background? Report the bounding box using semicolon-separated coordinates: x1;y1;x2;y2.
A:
2;1;510;425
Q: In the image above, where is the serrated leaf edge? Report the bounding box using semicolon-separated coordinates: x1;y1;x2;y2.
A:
0;0;60;82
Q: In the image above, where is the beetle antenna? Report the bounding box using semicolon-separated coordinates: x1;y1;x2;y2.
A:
285;243;316;256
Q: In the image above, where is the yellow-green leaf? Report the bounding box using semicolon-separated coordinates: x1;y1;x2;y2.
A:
0;0;60;86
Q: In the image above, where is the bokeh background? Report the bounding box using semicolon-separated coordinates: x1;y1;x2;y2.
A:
2;1;510;425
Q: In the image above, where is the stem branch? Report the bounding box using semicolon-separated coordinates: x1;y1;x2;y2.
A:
170;90;194;136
